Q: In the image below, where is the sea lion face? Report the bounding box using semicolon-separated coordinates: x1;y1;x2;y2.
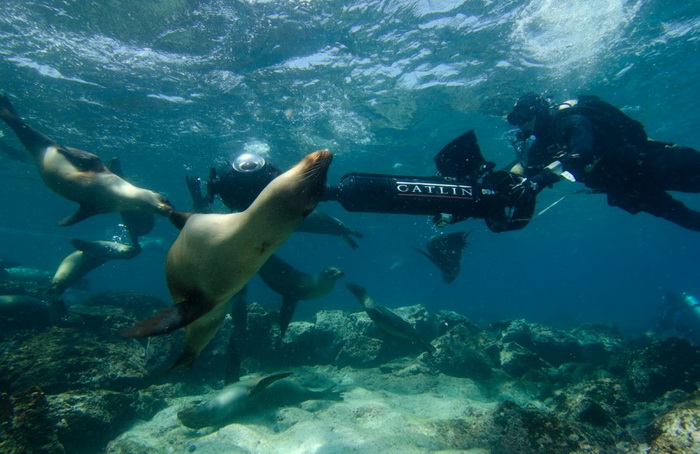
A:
251;150;332;224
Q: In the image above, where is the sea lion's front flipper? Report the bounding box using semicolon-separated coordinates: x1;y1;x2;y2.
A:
59;205;100;226
169;210;194;230
57;146;105;172
107;157;156;244
278;296;299;336
120;299;211;338
250;372;293;395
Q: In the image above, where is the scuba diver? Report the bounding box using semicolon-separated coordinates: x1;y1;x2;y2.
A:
506;93;700;231
654;292;700;345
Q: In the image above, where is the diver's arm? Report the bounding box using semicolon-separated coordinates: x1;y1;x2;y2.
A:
185;175;211;213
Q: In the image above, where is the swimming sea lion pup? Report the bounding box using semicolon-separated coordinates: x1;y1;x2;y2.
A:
0;94;172;225
122;150;333;369
346;282;435;354
257;254;344;336
44;238;141;320
299;211;363;249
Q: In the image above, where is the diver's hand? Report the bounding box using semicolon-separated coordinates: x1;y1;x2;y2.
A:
185;175;209;213
509;169;560;202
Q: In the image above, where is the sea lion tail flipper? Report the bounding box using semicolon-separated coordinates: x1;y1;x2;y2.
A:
345;282;369;302
0;94;20;120
169;210;194;230
250;372;293;395
59;205;99;226
0;94;57;154
278;296;299;337
120;300;210;338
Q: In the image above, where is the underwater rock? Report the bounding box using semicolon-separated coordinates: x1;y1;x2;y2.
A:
498;341;550;378
48;388;167;454
0;386;65;454
647;392;700;453
0;325;148;394
550;377;630;429
499;319;584;366
427;323;495;380
625;338;700;401
431;309;479;337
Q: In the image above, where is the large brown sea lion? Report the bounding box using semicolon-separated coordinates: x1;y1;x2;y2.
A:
122;150;333;369
0;94;172;225
257;254;344;336
346;283;435;354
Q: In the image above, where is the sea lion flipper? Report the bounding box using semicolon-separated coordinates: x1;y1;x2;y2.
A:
343;234;360;250
0;94;57;156
278;296;299;336
56;146;105;172
250;372;293;395
59;205;100;226
345;282;368;302
169;210;194;230
120;299;210;338
105;158;156;243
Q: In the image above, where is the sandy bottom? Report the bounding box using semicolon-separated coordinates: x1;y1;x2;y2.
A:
106;363;522;454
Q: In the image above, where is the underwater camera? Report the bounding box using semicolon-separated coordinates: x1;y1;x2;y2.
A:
323;130;535;232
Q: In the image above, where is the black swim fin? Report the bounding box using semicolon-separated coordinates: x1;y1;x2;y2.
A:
120;299;211;338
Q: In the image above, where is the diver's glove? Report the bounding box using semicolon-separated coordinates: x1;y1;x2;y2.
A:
509;168;560;202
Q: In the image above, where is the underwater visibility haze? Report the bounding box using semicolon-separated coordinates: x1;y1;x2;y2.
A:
1;0;700;452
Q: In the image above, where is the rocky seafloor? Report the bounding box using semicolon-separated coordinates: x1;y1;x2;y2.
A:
1;288;700;454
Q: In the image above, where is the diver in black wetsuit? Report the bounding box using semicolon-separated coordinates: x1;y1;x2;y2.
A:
507;93;700;231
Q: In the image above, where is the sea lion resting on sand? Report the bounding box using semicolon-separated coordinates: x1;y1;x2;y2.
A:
177;371;343;429
258;254;344;336
0;94;172;225
122;150;333;369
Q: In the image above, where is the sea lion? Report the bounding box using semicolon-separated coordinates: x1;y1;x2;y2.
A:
0;94;172;225
177;372;342;429
177;372;292;429
413;231;470;283
298;211;363;249
45;239;141;320
122;150;333;369
257;254;344;335
0;295;50;327
346;283;435;354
